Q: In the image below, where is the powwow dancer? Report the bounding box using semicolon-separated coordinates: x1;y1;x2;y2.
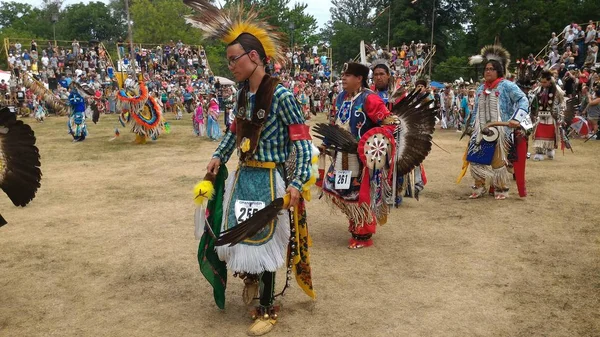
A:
458;45;532;200
67;84;88;142
316;62;436;249
530;70;566;161
193;100;205;137
185;1;317;335
368;54;428;204
116;81;165;144
206;93;222;140
34;101;47;122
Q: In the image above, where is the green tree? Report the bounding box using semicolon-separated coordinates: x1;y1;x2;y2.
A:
56;2;125;42
130;0;202;44
471;0;600;58
323;0;373;69
222;0;319;46
282;2;319;47
370;0;473;62
0;1;35;28
431;56;479;82
203;41;228;77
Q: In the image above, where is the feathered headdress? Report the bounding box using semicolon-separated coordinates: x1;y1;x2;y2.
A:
183;0;285;64
366;48;393;71
469;44;511;75
515;59;538;89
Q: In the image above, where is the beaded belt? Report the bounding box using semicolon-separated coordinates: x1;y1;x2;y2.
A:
243;160;277;169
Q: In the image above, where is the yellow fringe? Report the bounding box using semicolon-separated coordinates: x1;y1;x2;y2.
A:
456;143;470;184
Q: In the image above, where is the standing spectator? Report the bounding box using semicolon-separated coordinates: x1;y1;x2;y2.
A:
72;39;80;58
565;29;575;49
549;47;560;66
548;32;559;50
585;23;597;46
0;80;8;103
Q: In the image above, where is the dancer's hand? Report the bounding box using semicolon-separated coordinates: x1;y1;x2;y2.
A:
508;120;520;128
285;186;301;209
207;157;221;175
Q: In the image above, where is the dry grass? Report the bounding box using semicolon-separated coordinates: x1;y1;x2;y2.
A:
0;111;599;337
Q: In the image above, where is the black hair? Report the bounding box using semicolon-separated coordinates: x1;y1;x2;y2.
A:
228;33;267;65
485;60;505;78
540;70;554;81
373;64;390;75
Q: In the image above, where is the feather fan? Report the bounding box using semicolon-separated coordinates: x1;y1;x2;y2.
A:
312;123;358;154
216;194;290;247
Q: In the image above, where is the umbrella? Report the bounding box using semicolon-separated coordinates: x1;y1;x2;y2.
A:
214;76;235;85
570;116;589;136
430;81;445;89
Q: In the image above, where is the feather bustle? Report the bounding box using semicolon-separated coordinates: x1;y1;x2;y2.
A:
392;89;437;176
0;107;42;209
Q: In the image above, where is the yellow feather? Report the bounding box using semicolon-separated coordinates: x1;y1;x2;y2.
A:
193;180;215;206
225;22;280;60
282;193;291;208
302;189;312;202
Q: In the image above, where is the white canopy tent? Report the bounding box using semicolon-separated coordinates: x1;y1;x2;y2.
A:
214;76;235;86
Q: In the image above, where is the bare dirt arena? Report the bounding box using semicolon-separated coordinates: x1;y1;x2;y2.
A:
1;112;599;337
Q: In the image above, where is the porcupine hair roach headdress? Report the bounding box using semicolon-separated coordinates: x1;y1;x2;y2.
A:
469;44;511;77
183;0;285;65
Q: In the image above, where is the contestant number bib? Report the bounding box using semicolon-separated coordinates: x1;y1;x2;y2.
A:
334;170;352;189
235;200;266;224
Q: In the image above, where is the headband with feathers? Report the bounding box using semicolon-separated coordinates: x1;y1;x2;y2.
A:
183;0;285;64
469;44;511;75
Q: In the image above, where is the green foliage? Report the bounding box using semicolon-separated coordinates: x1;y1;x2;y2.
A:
130;0;202;44
431;56;478;83
203;41;228;77
0;2;35;28
57;2;125;42
323;0;373;69
471;0;600;58
222;0;320;46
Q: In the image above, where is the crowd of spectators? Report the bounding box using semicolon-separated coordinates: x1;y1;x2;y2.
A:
2;37;437;139
543;21;600;138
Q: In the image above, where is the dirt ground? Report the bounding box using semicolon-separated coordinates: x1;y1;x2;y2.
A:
1;111;599;337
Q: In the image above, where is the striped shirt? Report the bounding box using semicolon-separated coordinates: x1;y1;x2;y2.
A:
213;84;311;192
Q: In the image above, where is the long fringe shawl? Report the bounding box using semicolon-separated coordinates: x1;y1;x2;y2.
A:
470;163;492;183
216;170;290;274
533;139;555;150
492;166;510;189
322;192;374;226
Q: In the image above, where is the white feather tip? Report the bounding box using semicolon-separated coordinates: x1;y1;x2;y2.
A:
469;55;484;65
